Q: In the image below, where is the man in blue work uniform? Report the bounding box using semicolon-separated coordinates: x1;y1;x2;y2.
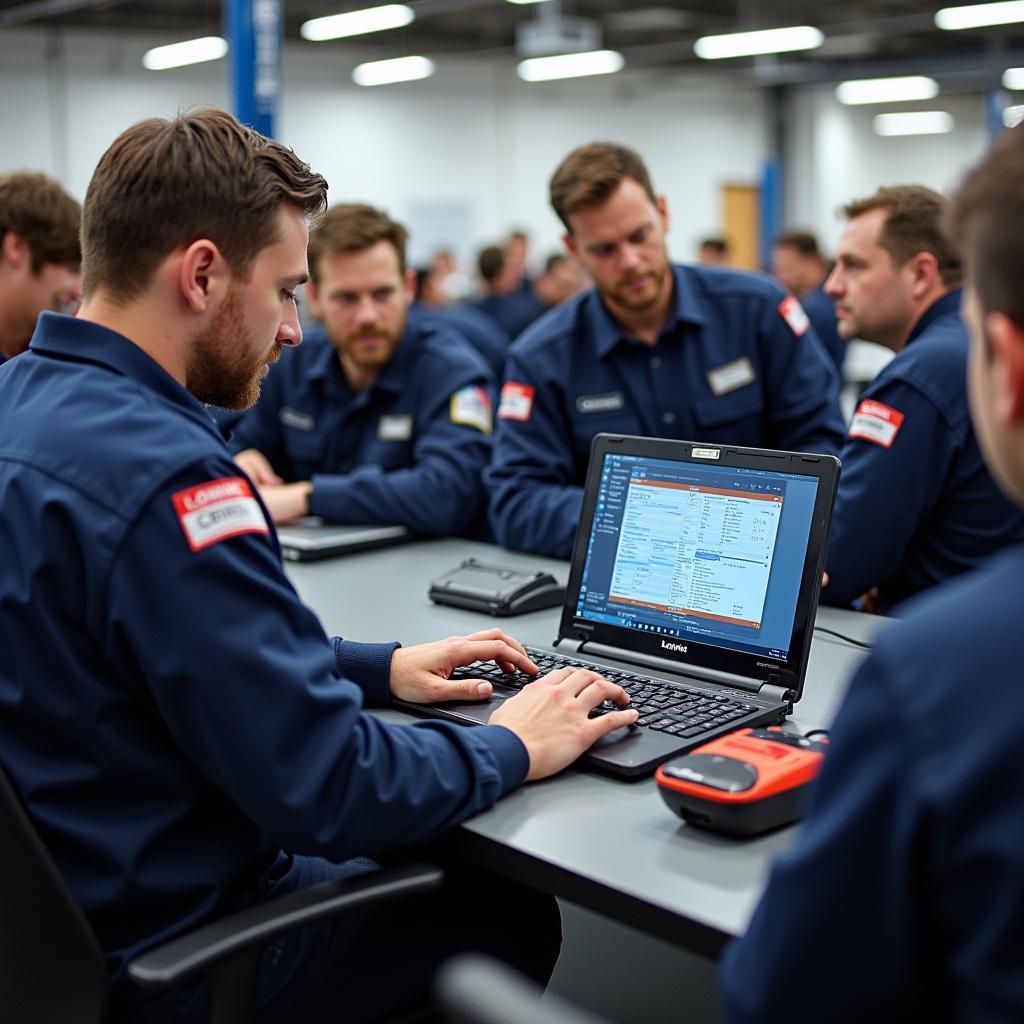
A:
820;186;1024;613
771;229;845;373
721;123;1024;1023
486;142;845;558
0;109;637;1022
230;203;495;535
411;266;509;377
472;243;544;340
0;171;81;364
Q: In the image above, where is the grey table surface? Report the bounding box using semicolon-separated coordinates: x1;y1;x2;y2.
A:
287;538;891;957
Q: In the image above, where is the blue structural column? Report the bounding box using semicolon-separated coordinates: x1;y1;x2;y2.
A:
986;88;1009;141
760;85;786;272
226;0;281;138
760;158;781;273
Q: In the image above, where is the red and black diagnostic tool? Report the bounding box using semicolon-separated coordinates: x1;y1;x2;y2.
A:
655;727;829;837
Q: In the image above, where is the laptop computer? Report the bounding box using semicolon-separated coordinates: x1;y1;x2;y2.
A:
401;433;839;778
276;516;413;562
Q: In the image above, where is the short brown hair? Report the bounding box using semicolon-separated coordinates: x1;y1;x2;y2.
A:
307;203;408;285
948;124;1024;323
841;185;961;288
549;142;657;231
80;107;327;302
0;171;81;272
774;231;821;259
477;245;505;283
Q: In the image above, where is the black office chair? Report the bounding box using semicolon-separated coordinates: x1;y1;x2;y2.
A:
0;764;444;1023
436;954;617;1024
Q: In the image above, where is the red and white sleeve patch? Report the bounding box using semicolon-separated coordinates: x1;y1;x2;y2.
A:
778;294;810;337
172;476;269;552
848;399;906;449
498;381;535;422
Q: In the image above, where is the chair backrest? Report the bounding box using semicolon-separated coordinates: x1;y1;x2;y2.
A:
0;764;109;1024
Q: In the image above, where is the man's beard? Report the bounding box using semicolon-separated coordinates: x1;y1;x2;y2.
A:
337;318;404;371
186;286;279;411
603;251;671;313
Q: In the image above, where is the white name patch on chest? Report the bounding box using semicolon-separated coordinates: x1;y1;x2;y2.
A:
378;415;414;441
576;391;625;414
706;357;756;397
280;407;315;431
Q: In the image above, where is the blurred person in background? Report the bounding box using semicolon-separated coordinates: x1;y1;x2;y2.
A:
772;230;845;373
0;171;81;365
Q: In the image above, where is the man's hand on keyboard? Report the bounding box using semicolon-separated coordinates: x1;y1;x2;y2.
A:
491;669;639;780
389;629;539;704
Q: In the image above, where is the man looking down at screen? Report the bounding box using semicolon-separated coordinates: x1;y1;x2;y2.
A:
485;141;844;558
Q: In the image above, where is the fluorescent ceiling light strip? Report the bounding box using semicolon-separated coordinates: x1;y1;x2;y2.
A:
517;49;624;82
873;111;954;136
1004;103;1024;126
935;1;1024;29
1003;67;1024;89
694;25;823;60
352;55;435;86
142;36;228;71
836;75;939;105
301;4;413;42
505;0;551;4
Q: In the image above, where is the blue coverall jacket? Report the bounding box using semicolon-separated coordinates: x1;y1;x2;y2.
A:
486;264;845;557
0;313;527;982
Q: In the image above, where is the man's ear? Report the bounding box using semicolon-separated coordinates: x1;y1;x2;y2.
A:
1;231;31;272
905;250;941;301
404;266;417;303
986;311;1024;424
177;239;229;314
562;230;578;262
656;194;670;234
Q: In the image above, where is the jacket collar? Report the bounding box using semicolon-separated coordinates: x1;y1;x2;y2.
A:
907;289;963;347
29;312;222;439
590;264;707;357
300;321;414;396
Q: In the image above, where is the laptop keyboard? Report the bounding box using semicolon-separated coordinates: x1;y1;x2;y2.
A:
455;646;761;740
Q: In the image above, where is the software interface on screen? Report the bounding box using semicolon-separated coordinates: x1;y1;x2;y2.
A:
575;453;820;660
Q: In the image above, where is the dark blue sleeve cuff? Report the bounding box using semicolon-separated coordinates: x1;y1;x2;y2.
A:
474;724;531;793
309;475;348;521
331;636;400;705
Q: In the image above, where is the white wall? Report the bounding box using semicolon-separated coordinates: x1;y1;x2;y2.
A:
0;25;766;269
0;25;998;268
785;83;990;253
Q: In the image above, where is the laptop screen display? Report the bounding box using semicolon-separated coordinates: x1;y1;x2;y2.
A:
574;452;820;661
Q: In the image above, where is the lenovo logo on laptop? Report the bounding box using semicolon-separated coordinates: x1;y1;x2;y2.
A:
660;640;689;654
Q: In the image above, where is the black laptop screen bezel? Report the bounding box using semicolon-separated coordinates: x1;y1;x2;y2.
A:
558;434;840;701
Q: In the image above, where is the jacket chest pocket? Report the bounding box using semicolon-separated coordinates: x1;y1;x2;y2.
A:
283;428;326;478
692;387;765;445
570;408;641;453
366;436;414;470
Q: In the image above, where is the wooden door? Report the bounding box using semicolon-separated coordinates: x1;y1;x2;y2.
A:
722;183;759;270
